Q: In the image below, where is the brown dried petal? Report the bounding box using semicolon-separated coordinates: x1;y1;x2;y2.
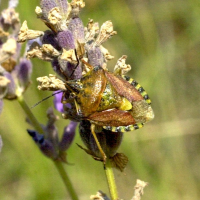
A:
85;19;99;42
114;55;131;75
41;44;60;57
27;48;52;61
95;21;117;46
37;74;66;91
100;46;114;61
48;7;62;25
59;49;77;64
17;21;44;43
0;38;17;64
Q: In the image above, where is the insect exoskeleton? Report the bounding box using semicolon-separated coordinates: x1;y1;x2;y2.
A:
63;65;154;132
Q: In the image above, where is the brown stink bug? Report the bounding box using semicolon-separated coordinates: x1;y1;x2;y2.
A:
61;60;154;162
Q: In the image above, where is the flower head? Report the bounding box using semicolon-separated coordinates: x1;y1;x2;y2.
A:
28;107;77;162
0;1;33;113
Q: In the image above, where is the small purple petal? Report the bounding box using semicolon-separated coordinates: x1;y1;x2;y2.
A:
58;59;82;80
59;121;77;151
27;129;58;159
26;38;42;53
56;0;68;17
86;45;104;67
51;59;67;79
14;58;32;90
68;17;85;44
44;107;59;148
40;0;57;21
53;90;64;113
42;30;61;51
57;30;75;50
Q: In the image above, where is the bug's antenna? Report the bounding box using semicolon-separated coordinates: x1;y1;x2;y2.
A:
69;49;80;78
31;90;64;109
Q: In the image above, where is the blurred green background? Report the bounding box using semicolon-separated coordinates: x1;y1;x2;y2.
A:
1;0;200;199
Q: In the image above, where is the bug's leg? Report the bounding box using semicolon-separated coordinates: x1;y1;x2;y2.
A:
81;59;94;71
69;49;80;78
90;124;107;165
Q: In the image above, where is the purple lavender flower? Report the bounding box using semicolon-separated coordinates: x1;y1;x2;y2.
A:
53;90;64;113
59;121;77;152
27;107;77;162
27;129;57;159
57;30;75;50
0;2;32;113
40;0;57;21
12;58;32;91
68;17;85;44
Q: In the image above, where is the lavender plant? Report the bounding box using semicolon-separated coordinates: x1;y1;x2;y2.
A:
0;0;151;199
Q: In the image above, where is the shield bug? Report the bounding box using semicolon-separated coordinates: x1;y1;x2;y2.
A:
62;60;154;162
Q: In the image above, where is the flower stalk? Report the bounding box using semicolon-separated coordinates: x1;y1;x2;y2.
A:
104;159;118;200
53;160;79;200
17;94;78;200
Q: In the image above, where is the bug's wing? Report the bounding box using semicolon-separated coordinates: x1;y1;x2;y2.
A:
78;66;107;116
88;109;136;127
105;71;143;102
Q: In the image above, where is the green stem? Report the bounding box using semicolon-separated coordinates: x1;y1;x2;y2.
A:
104;159;118;200
17;95;44;134
17;95;79;200
54;161;79;200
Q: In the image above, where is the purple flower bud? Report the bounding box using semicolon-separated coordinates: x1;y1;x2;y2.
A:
44;107;59;148
40;0;57;21
51;59;67;79
27;38;42;50
56;0;68;17
0;100;3;114
53;90;64;113
0;135;2;152
68;17;85;44
42;30;61;51
3;71;16;99
86;45;104;67
57;30;75;50
58;59;82;80
27;129;58;159
59;121;77;152
13;58;32;90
